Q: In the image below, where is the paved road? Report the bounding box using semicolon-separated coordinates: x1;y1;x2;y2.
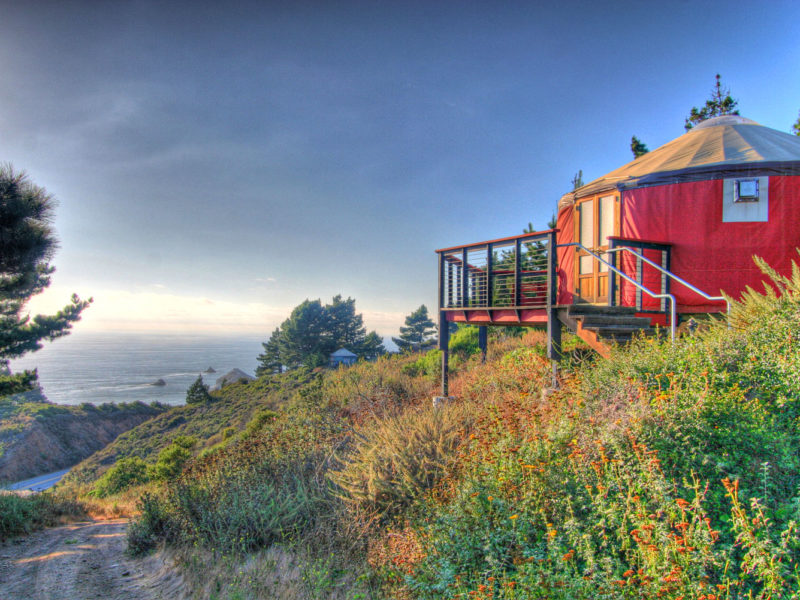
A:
5;469;71;492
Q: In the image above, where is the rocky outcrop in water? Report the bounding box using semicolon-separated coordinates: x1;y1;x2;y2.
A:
211;369;255;391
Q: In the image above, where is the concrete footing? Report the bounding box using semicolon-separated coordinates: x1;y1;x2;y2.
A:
432;395;456;408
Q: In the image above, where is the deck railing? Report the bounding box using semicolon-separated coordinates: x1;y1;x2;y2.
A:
436;229;558;312
607;237;672;313
607;238;729;317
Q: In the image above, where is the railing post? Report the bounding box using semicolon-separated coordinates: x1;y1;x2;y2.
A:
486;243;493;308
462;248;469;308
662;248;671;317
608;239;617;307
635;256;643;311
438;252;445;313
546;231;557;309
514;238;521;307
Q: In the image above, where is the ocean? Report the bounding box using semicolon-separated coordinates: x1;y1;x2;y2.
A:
9;332;265;406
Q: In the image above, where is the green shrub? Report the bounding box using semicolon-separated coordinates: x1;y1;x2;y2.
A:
127;491;176;556
448;325;480;357
403;255;800;599
92;457;151;498
0;492;85;541
150;443;193;481
401;349;442;379
244;409;278;438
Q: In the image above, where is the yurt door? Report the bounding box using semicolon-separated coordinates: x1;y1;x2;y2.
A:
575;194;618;303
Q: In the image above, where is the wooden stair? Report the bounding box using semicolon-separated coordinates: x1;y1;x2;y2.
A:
557;304;655;358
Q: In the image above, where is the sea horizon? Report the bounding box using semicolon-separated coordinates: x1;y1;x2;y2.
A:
9;330;266;407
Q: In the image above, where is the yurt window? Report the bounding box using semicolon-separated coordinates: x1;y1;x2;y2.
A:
722;176;768;222
579;201;594;273
598;195;615;272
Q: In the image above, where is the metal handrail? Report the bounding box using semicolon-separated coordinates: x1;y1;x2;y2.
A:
558;242;677;341
606;246;730;317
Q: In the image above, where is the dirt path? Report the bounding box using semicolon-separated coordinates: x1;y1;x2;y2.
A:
0;518;185;600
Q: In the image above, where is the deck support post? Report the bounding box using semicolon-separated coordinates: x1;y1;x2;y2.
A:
478;325;488;363
438;310;451;399
546;230;561;388
547;315;561;387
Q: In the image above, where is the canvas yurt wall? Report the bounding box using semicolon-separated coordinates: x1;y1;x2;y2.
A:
555;115;800;312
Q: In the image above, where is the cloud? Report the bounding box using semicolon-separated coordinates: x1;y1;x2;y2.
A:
254;277;277;284
23;285;408;337
360;310;406;335
24;285;290;335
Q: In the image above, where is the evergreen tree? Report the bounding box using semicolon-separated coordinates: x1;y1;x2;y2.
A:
256;295;384;372
793;111;800;136
392;305;436;352
630;136;649;158
0;165;91;390
255;327;283;376
571;170;584;190
278;299;330;369
326;295;366;349
685;74;739;131
185;375;212;404
359;331;386;361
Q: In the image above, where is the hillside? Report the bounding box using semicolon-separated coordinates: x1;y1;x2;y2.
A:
105;258;800;599
0;393;165;483
64;369;318;488
12;258;797;598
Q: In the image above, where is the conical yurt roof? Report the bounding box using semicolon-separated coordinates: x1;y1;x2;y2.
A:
561;115;800;207
331;348;357;358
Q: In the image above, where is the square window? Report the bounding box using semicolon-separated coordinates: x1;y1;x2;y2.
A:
735;179;759;202
723;176;768;222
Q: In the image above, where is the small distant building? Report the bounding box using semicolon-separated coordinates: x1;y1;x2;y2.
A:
211;368;255;391
329;348;357;368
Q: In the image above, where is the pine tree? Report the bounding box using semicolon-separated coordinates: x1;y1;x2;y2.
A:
793;111;800;136
571;170;584;190
278;299;330;369
185;375;212;404
358;331;386;361
255;327;283;376
256;296;385;373
0;165;91;390
392;305;436;352
326;295;367;349
630;136;649;158
685;74;739;131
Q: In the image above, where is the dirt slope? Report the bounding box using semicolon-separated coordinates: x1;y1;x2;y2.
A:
0;402;164;483
0;519;184;599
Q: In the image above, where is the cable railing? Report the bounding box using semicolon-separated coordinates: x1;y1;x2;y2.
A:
559;242;678;341
607;242;730;317
437;229;557;312
438;231;726;344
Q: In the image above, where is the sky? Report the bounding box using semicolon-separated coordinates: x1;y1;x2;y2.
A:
2;0;799;338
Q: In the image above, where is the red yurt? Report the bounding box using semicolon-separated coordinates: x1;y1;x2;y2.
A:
556;115;800;315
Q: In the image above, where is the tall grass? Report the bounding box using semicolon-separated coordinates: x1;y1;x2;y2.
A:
0;491;85;541
394;257;800;599
125;258;800;598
